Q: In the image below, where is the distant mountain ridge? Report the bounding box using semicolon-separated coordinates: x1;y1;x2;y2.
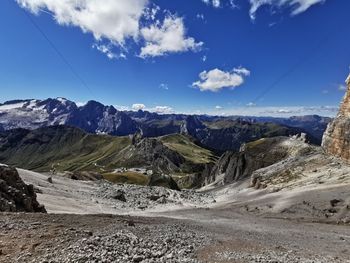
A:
0;98;137;136
0;98;330;151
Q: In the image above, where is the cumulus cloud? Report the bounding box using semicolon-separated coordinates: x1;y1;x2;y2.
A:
215;105;223;109
249;0;326;20
16;0;203;59
192;67;250;92
132;103;146;110
16;0;146;44
130;104;174;114
115;105;130;111
140;16;203;58
152;106;174;114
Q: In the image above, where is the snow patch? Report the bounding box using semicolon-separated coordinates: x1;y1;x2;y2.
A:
0;102;26;111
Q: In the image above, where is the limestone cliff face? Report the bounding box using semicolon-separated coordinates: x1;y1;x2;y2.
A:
322;74;350;161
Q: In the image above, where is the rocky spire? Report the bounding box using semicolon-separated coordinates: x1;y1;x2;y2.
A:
322;72;350;161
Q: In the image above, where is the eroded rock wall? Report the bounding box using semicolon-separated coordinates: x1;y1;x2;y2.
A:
322;74;350;161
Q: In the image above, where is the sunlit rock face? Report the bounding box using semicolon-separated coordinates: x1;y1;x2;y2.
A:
322;74;350;161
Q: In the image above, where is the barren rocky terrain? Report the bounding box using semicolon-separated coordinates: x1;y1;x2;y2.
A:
1;147;350;263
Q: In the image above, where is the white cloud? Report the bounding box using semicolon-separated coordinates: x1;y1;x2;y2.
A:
16;0;202;59
143;4;160;21
152;106;174;114
140;16;203;58
130;103;174;114
115;105;130;111
201;55;207;62
132;103;146;110
249;0;326;20
233;67;251;76
17;0;147;44
93;44;121;60
202;0;221;8
187;105;338;117
229;0;239;9
192;67;250;92
215;105;223;109
212;0;221;8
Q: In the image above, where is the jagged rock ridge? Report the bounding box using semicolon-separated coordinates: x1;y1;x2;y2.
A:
322;74;350;162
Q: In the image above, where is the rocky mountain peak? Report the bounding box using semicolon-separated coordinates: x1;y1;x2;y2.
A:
322;73;350;161
180;115;205;135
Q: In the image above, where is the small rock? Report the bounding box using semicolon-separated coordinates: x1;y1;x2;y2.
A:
112;190;126;202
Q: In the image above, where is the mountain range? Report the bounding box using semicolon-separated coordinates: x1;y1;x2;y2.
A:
0;98;331;152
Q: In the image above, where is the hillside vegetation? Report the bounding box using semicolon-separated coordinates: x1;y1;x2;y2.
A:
0;126;216;175
160;134;217;164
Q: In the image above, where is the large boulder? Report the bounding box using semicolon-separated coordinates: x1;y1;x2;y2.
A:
0;165;46;212
148;173;180;191
322;74;350;162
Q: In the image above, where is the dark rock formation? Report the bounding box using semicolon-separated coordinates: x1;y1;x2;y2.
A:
180;115;205;136
203;135;309;186
0;165;46;212
66;100;138;136
66;171;103;181
124;138;188;173
148;173;180;191
112;189;126;202
322;74;350;162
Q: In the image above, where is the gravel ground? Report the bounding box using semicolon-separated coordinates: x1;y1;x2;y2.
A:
2;167;349;263
0;211;349;263
0;213;211;263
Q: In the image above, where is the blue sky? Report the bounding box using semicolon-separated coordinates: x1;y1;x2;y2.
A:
0;0;349;116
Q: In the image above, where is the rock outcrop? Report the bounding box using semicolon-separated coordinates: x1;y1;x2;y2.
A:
202;135;311;186
322;74;350;162
0;165;46;212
